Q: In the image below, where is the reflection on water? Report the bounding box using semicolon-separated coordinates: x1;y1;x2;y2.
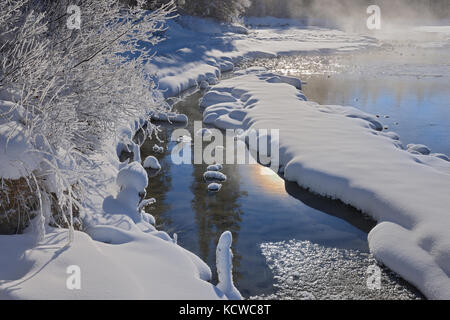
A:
245;45;450;156
302;74;450;156
189;161;246;284
141;91;422;299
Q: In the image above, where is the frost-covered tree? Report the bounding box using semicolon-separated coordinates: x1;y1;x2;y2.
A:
179;0;251;22
0;0;175;239
136;0;252;22
182;0;250;22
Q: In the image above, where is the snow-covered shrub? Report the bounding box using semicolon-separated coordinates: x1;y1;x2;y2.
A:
0;0;175;238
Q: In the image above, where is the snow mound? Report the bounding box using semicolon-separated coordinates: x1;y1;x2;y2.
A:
431;153;450;162
117;161;148;193
203;171;227;182
143;156;161;170
201;70;450;299
207;183;222;192
207;164;223;172
407;144;431;155
0;228;223;299
0;123;42;179
153;144;164;153
216;231;242;300
200;91;237;108
199;80;210;90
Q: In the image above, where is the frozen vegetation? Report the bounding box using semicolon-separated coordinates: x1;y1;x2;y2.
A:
0;1;232;299
1;0;449;300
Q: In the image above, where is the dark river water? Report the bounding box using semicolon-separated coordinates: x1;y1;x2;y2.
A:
137;41;450;300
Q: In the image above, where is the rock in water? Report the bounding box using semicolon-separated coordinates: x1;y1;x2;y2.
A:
208;183;222;192
203;171;227;182
143;156;161;170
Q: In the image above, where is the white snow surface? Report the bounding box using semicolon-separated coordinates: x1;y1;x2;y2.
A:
207;183;222;192
0;118;225;299
207;164;223;172
201;68;450;300
147;16;375;98
143;156;161;170
0;17;428;299
0;227;221;299
216;231;242;300
0;121;43;179
203;171;227;182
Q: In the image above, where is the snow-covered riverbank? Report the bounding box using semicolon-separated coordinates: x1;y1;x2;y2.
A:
200;68;450;299
147;16;376;98
1;16;375;300
2;14;448;300
0;118;223;299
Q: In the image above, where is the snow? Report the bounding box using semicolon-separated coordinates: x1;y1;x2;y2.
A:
146;15;375;98
407;144;432;156
207;183;222;192
117;161;148;193
0;228;223;299
431;153;450;162
3;13;440;300
0;117;227;299
216;231;242;300
150;111;188;123
199;80;210;90
203;171;227;182
143;156;161;170
207;164;223;172
0;122;43;180
200;68;450;300
153;144;164;153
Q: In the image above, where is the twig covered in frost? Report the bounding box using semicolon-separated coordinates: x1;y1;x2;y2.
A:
0;0;176;240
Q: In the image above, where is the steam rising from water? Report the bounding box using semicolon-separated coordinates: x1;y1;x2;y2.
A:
249;0;450;32
308;0;448;32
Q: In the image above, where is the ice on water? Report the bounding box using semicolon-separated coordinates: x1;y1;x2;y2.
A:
251;240;422;300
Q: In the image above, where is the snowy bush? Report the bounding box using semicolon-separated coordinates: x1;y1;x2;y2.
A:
0;0;175;238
